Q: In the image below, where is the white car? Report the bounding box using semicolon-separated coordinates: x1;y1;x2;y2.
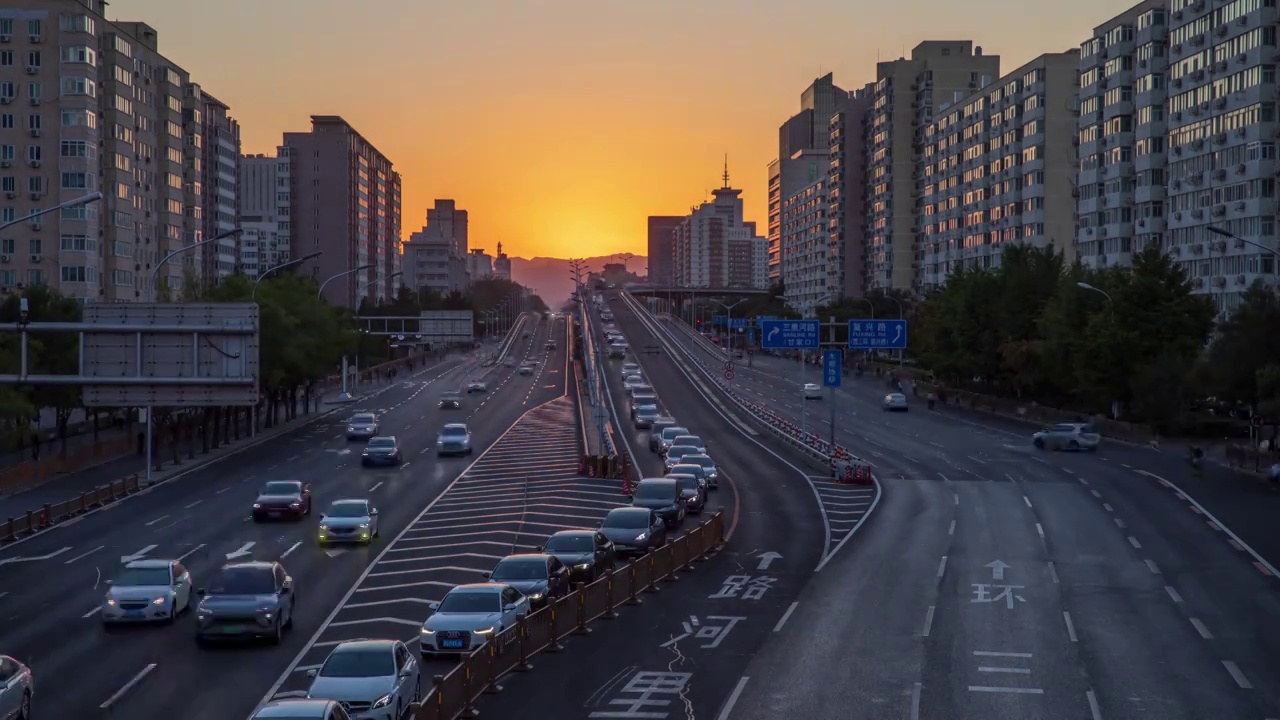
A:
1033;423;1101;452
437;423;473;456
420;583;531;659
306;639;420;720
620;363;641;380
883;392;909;411
803;383;822;400
0;655;33;720
467;381;488;393
518;364;534;376
318;498;379;546
101;559;193;625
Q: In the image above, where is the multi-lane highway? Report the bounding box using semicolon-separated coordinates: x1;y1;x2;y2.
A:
660;314;1280;718
474;292;831;719
0;314;572;720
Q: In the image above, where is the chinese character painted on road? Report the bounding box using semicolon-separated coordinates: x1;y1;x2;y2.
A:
971;583;1027;609
660;615;745;649
709;575;776;600
588;670;692;719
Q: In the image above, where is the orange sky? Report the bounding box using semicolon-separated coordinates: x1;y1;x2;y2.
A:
115;0;1117;260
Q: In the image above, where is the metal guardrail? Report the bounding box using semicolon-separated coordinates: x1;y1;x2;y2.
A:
622;294;870;479
406;511;726;719
3;473;141;541
577;295;616;458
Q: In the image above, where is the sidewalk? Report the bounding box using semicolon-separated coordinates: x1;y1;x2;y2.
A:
0;353;434;521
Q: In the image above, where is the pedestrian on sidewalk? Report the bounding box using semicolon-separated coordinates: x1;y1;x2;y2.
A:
1269;461;1280;486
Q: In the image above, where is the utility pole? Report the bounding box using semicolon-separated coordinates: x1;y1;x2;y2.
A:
828;315;837;454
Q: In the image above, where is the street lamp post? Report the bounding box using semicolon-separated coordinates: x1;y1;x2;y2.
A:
878;292;905;365
150;227;243;302
1208;226;1280;260
317;264;375;301
716;299;746;358
1077;281;1113;303
357;270;402;302
252;251;323;300
0;191;102;234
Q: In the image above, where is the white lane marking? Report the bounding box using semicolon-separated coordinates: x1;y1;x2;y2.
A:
1145;559;1160;574
1128;536;1142;549
1023;495;1033;508
973;651;1033;657
82;606;102;618
99;663;157;709
953;493;959;506
1086;689;1103;720
177;544;206;562
910;682;922;720
1063;611;1078;642
1115;518;1127;529
1165;585;1183;603
948;519;956;536
968;686;1044;694
1190;617;1214;639
1035;523;1045;540
65;545;105;564
144;515;169;527
216;487;232;494
184;500;203;509
979;666;1031;674
1223;660;1252;689
922;606;935;637
1102;503;1113;512
281;541;302;559
1091;490;1102;499
937;555;948;578
773;601;798;632
369;481;384;492
715;676;751;720
1135;469;1280;579
1047;561;1059;584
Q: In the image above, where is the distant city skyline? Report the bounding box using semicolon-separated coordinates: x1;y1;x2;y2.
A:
106;0;1122;259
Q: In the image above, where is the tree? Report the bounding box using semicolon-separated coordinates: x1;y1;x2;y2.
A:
1205;282;1280;409
0;287;84;455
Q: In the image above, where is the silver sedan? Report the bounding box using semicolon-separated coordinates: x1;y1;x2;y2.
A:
1032;423;1101;451
0;655;33;720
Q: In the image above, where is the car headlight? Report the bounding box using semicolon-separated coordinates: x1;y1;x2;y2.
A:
290;502;301;509
358;523;370;530
319;525;330;533
152;596;167;605
474;626;495;635
252;503;262;509
106;598;117;606
371;694;393;709
347;427;355;432
197;607;212;617
635;533;648;542
362;451;370;456
420;627;435;635
573;563;591;570
436;439;444;445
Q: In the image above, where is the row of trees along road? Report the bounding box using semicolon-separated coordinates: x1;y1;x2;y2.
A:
0;272;547;459
871;245;1277;437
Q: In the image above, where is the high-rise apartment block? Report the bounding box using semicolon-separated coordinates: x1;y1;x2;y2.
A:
672;177;769;291
200;91;239;283
1166;0;1278;314
238;151;292;277
780;148;831;315
283;115;401;308
466;248;493;280
828;86;874;301
404;199;470;296
867;42;1001;291
918;51;1080;287
646;215;682;285
493;241;511;281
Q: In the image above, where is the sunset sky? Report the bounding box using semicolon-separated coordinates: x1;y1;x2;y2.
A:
115;0;1118;260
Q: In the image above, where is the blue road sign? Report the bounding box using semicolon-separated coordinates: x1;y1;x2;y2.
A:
713;314;726;327
761;319;820;349
823;350;842;387
729;317;746;330
848;319;908;350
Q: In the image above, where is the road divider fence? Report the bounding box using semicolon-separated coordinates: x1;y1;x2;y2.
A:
3;473;141;541
621;293;874;480
407;510;726;720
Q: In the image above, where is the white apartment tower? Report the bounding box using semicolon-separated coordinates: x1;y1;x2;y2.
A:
1077;1;1170;273
1166;0;1279;315
867;42;1001;291
403;199;469;295
918;51;1080;288
238;151;292;276
780;149;831;315
673;172;769;291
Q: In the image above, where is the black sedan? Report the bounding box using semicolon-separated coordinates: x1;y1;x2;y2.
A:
599;507;667;556
482;554;570;608
252;481;312;521
360;436;402;467
540;530;616;582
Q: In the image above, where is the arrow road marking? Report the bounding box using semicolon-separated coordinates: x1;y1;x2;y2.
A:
986;560;1011;581
767;327;779;341
0;546;71;566
892;325;903;344
225;542;256;560
120;545;157;563
756;551;782;571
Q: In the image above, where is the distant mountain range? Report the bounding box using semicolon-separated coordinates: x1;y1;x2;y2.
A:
510;255;647;304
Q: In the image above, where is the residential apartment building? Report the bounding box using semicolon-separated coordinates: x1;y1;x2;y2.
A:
867;41;1001;291
403;198;469;295
283;115;401;308
239;151;293;277
1076;1;1170;274
646;215;682;285
466;247;492;280
918;51;1080;288
780;149;832;315
1166;0;1279;315
769;73;847;284
827;85;874;300
672;178;769;291
492;241;511;281
200;90;239;283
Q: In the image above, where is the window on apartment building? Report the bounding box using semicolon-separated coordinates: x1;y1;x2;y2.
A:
60;14;96;34
27;114;40;130
0;115;11;130
0;51;11;68
60;266;94;284
0;238;13;255
60;234;94;252
27;269;44;286
60;110;95;128
0;81;12;99
112;241;132;257
27;176;41;194
61;172;89;190
0;145;13;161
60;46;96;66
0;270;15;288
26;145;39;162
113;94;131;115
25;51;40;68
112;35;133;57
60;76;95;97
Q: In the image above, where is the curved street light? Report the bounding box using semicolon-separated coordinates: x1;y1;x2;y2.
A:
1208;226;1280;260
252;251;323;300
1077;281;1113;303
150;227;243;302
318;264;375;301
358;270;402;297
0;191;102;233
